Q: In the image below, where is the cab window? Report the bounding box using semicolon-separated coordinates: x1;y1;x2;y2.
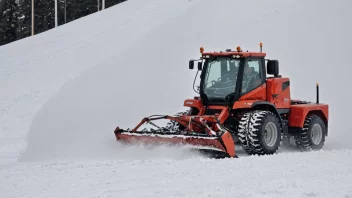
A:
241;59;264;93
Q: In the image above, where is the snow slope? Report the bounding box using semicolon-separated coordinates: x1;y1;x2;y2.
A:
1;0;352;197
0;0;202;163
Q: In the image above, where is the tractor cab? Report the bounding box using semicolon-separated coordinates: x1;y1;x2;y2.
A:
189;44;279;107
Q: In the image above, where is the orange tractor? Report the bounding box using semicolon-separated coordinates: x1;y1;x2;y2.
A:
114;44;329;158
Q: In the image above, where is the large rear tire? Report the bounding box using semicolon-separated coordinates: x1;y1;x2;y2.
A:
238;110;281;155
294;115;326;150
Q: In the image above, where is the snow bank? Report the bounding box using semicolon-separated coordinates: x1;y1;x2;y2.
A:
0;0;202;163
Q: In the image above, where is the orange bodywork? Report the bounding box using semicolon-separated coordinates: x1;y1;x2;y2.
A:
199;105;229;124
266;78;291;109
184;77;328;129
184;100;230;124
232;78;291;109
230;77;328;128
184;98;203;112
233;100;259;109
288;103;329;128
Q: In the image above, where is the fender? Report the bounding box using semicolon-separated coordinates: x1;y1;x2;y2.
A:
251;101;284;125
289;103;328;128
184;98;203;112
251;101;291;136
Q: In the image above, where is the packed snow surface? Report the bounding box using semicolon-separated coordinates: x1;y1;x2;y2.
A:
1;0;352;197
2;149;352;198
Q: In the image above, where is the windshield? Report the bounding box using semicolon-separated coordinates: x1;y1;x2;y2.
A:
203;57;240;99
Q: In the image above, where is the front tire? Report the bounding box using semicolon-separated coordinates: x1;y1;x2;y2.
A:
238;110;281;155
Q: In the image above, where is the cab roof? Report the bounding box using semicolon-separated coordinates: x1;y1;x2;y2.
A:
201;51;266;58
199;45;266;58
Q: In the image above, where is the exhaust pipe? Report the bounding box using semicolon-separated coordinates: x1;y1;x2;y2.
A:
316;83;319;104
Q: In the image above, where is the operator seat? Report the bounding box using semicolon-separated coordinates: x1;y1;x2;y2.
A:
243;67;261;92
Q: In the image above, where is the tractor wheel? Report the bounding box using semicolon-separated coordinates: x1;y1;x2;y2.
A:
237;112;252;153
294;115;326;150
238;110;281;155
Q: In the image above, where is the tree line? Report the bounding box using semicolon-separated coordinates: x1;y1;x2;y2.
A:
0;0;127;46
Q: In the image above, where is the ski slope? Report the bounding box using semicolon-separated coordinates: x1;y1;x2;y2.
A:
1;0;352;197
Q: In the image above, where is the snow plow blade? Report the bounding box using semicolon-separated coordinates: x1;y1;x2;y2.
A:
113;115;237;158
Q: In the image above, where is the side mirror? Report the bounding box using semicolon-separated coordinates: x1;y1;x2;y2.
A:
197;62;202;70
267;60;279;76
189;60;194;70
